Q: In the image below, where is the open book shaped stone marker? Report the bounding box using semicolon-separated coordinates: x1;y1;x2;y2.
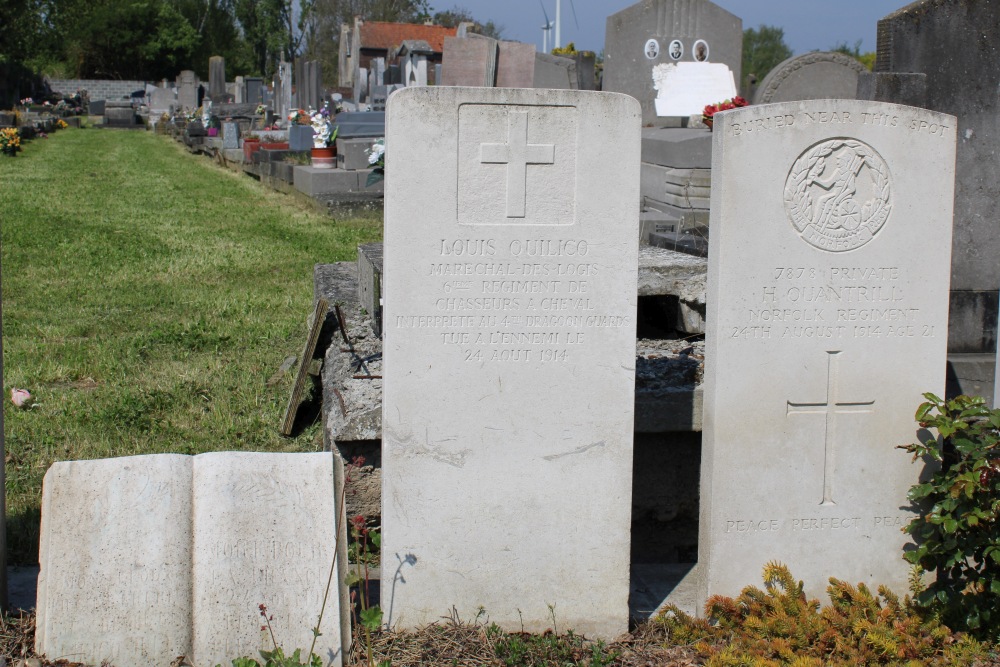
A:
35;452;344;667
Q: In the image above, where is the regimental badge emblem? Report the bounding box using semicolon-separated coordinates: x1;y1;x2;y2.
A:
784;138;892;252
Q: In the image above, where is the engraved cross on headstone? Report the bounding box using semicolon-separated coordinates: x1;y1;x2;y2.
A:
480;111;555;218
786;350;874;506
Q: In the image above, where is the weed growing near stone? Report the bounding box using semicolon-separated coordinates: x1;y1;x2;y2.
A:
654;562;987;666
901;393;1000;640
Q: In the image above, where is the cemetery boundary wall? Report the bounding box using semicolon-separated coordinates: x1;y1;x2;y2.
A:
45;78;149;100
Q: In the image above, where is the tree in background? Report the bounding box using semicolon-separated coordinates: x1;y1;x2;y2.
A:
831;39;876;71
0;0;501;94
54;0;199;80
0;0;53;105
433;5;503;39
173;0;254;78
741;24;792;96
234;0;316;78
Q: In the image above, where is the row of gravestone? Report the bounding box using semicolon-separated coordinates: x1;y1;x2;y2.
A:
37;86;957;665
142;57;322;122
350;35;594;109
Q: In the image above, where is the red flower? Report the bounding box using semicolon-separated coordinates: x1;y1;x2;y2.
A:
733;96;748;107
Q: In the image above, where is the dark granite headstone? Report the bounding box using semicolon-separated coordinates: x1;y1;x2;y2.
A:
209;56;227;102
387;65;402;85
211;102;258;118
0;113;15;128
862;0;1000;362
185;120;207;138
857;72;927;108
245;77;264;105
603;0;742;125
334;111;385;139
289;124;314;151
89;100;106;116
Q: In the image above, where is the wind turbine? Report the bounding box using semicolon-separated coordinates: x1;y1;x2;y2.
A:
539;0;554;53
552;0;580;52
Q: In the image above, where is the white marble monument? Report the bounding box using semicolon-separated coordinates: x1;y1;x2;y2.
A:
699;100;957;608
36;453;344;667
381;87;640;640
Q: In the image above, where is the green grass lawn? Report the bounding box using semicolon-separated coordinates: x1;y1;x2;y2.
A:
0;127;381;564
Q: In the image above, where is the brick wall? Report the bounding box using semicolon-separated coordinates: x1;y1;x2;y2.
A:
46;78;151;101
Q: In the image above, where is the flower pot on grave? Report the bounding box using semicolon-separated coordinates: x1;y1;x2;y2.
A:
704;118;714;130
311;147;335;169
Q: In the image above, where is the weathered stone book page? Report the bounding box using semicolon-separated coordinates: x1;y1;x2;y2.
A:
36;452;342;667
36;454;194;667
192;452;341;667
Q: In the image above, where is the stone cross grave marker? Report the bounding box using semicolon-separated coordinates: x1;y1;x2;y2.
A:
381;87;640;640
36;453;345;667
698;99;957;609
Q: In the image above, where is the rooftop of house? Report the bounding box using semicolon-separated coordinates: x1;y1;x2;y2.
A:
359;21;458;54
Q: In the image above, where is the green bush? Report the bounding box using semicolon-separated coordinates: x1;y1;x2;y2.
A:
901;393;1000;639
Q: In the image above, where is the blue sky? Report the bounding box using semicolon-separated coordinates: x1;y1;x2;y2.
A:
440;1;899;55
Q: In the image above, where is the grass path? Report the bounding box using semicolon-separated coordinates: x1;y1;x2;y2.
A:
0;128;381;563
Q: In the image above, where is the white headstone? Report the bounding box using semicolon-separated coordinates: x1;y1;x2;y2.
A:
404;54;429;87
381;87;641;640
278;61;293;120
652;62;736;117
699;100;957;608
36;453;344;667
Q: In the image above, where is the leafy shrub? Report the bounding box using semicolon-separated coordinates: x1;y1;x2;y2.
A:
654;562;984;666
901;393;1000;639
